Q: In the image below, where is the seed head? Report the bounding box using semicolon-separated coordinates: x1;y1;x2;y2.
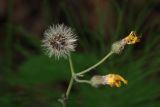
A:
42;24;77;59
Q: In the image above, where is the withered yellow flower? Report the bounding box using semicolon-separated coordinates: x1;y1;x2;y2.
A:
111;31;141;54
104;74;128;87
123;31;141;44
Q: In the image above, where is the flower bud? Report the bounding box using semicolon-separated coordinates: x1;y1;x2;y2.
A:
111;31;141;54
90;74;128;88
111;40;126;54
90;75;104;87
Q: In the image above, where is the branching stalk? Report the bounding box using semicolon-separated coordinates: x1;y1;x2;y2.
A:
77;51;113;76
59;54;75;107
74;77;91;84
65;77;74;98
59;51;113;107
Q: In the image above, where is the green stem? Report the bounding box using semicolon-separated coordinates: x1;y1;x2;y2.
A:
68;54;74;75
77;51;113;76
74;78;91;84
65;77;74;98
58;54;75;107
65;54;75;97
58;97;66;107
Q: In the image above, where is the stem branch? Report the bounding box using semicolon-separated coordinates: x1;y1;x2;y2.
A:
66;54;75;98
74;78;91;84
58;54;75;107
66;77;74;98
77;51;113;76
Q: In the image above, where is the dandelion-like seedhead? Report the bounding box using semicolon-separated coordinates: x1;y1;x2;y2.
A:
42;24;77;59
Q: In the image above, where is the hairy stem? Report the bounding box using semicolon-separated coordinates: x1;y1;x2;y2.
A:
77;51;113;76
58;54;75;107
65;54;75;97
69;54;74;75
74;78;91;84
66;77;74;98
59;52;113;107
58;97;66;107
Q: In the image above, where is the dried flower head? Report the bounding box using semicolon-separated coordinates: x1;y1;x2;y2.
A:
123;31;141;44
42;24;77;59
103;74;128;87
111;31;141;54
90;73;128;88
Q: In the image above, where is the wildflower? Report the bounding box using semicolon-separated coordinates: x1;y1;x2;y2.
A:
103;74;128;87
90;73;128;88
111;31;141;54
42;24;77;59
123;31;141;44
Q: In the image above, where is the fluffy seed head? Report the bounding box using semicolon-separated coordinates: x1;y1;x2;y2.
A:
42;24;77;59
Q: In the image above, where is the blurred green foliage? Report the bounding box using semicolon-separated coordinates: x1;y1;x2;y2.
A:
1;0;160;107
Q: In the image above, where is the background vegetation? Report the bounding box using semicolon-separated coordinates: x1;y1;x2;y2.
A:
0;0;160;107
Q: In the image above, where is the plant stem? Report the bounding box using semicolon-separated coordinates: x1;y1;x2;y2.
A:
77;51;113;76
63;54;75;100
66;77;74;98
59;54;75;107
58;97;66;107
65;54;75;97
59;52;113;106
74;78;91;84
68;54;74;75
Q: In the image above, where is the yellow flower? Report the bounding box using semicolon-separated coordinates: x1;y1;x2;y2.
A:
111;31;141;54
104;74;128;87
123;31;141;44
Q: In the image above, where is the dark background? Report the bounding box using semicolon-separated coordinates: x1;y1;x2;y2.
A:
0;0;160;107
